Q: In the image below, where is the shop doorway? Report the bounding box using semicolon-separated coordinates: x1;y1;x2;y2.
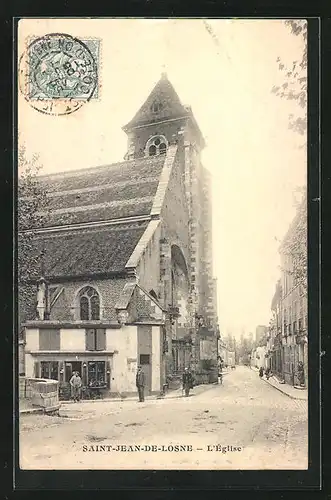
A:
64;361;82;381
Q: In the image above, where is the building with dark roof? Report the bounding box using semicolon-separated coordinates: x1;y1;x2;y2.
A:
20;73;218;397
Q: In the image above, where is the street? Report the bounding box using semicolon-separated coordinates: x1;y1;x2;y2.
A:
19;366;307;470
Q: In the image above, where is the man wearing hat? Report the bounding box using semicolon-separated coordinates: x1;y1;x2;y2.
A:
69;371;82;402
182;367;193;397
136;365;145;402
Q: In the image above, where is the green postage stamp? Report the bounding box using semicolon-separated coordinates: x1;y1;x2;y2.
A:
19;33;100;115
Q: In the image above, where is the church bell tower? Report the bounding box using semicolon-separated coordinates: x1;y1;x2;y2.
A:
122;73;205;160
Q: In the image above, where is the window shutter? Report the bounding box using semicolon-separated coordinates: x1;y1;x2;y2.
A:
39;329;60;350
86;329;95;351
39;330;48;350
106;360;111;389
96;329;106;351
50;330;60;350
34;361;40;378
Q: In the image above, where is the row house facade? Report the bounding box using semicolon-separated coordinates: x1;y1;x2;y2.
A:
266;196;308;387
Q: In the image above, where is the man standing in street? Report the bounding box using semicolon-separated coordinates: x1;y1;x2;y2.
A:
182;367;193;397
136;365;145;402
69;371;82;402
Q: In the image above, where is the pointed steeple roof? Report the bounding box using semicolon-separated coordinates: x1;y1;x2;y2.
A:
123;73;189;131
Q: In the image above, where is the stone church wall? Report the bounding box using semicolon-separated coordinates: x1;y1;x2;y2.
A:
135;223;161;297
48;278;128;322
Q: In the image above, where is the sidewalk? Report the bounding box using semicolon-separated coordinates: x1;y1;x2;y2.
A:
20;374;231;414
61;379;225;405
250;366;307;401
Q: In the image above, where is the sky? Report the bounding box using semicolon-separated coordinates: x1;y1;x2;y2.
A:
18;19;307;338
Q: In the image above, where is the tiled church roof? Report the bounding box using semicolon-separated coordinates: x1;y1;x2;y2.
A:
38;156;165;227
32;221;148;279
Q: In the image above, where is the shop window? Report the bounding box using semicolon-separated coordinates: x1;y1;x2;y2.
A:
86;328;106;351
40;361;59;380
39;329;60;350
88;361;106;387
78;286;100;320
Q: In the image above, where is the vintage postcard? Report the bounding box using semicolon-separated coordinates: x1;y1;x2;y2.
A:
17;18;308;471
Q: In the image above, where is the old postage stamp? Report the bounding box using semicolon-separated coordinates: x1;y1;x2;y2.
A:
19;33;100;116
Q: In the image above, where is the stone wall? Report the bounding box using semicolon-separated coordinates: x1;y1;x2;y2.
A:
49;278;128;322
136;223;161;296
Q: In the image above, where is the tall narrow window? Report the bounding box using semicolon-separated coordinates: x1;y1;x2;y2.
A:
80;296;89;320
78;286;100;320
90;295;100;320
149;145;156;156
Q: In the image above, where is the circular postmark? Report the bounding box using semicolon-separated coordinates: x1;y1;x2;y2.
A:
19;33;98;116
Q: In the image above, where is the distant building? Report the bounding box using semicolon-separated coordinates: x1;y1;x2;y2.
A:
255;325;268;345
266;196;307;387
268;280;284;380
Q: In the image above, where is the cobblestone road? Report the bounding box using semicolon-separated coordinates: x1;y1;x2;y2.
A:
19;366;308;470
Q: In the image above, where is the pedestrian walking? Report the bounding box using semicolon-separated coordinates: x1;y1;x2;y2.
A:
69;371;82;402
297;361;305;386
136;365;145;402
218;363;223;385
182;367;193;397
259;367;264;378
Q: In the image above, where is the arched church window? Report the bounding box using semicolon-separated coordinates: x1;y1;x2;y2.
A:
79;286;100;320
146;135;168;157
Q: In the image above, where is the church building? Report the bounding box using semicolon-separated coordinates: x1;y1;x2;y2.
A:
20;73;219;397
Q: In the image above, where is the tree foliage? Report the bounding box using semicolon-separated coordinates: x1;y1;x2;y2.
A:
18;143;50;284
238;333;256;363
17;143;53;333
272;20;307;136
273;21;308;299
281;195;307;296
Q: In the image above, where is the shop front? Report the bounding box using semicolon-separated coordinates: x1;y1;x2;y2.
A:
24;321;164;399
33;353;113;400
